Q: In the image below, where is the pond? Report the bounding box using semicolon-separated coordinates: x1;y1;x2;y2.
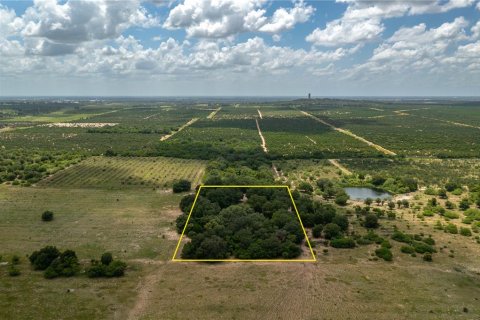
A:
344;187;392;201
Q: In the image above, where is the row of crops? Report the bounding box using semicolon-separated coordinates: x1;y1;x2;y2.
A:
39;156;206;189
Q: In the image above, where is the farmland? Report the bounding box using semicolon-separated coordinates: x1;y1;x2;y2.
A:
39;156;206;189
1;97;480;319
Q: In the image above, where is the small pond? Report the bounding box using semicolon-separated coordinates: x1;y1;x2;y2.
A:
344;187;392;200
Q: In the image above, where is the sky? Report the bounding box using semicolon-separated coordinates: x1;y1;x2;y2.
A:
0;0;479;97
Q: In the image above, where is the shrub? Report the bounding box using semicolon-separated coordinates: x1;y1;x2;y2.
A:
391;230;412;243
41;210;54;222
381;240;392;249
29;246;60;270
459;199;470;211
101;252;113;266
413;241;436;254
330;237;355;248
298;182;313;194
401;245;415;254
445;223;458;234
364;214;379;229
332;215;349;231
43;250;80;279
86;257;127;278
312;225;323;238
443;211;459;219
323;223;341;240
423;253;433;262
8;266;21;277
423;236;435;245
172;180;191;193
334;193;349;206
387;211;396;220
460;227;472;237
11;255;20;265
375;247;393;261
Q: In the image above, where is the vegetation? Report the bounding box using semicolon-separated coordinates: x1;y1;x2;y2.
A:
41;210;54;222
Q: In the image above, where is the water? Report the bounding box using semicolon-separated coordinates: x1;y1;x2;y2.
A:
344;187;391;200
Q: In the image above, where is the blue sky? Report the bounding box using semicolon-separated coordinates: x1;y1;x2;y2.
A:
0;0;479;96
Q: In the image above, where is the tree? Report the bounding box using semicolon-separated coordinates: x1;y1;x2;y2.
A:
44;250;80;278
364;214;379;229
445;181;460;192
312;225;323;238
375;198;382;206
41;210;54;222
396;200;402;208
387;201;395;210
438;189;448;199
459;198;470;211
29;246;60;270
101;252;113;266
371;175;386;186
335;192;349;206
172;180;191;193
332;214;349;231
401;199;409;208
298;182;313;194
364;198;373;206
323;223;342;239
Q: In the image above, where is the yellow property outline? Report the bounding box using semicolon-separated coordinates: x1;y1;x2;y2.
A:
172;185;317;262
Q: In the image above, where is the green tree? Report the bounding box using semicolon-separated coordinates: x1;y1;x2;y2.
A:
172;180;191;193
364;214;379;229
323;223;342;239
41;210;54;222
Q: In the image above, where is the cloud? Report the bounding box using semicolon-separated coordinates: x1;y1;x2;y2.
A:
345;17;473;80
18;0;158;55
0;4;24;38
164;0;314;38
307;0;475;46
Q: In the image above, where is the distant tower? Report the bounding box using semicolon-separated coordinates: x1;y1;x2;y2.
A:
308;93;311;99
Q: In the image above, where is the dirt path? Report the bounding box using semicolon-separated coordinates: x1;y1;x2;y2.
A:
127;261;166;320
255;119;268;153
257;109;263;119
160;118;198;141
328;159;352;175
207;107;221;119
272;164;280;178
305;136;317;144
300;110;397;156
369;107;384;112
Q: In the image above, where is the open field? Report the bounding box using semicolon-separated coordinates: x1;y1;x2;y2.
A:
38;156;206;189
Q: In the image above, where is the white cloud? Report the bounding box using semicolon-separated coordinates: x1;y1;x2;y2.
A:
306;18;384;47
307;0;475;46
164;0;314;38
0;5;24;38
477;1;480;10
19;0;158;55
472;21;480;39
345;17;473;80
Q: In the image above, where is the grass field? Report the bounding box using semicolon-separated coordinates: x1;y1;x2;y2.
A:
38;156;206;189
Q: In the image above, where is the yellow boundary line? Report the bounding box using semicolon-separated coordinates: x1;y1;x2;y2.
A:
172;185;317;262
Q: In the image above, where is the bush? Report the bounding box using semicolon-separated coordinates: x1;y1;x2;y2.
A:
43;250;80;279
172;180;191;193
8;266;21;277
312;225;323;238
413;241;436;254
29;246;60;270
460;227;472;237
443;211;459;219
330;237;355;248
423;253;433;262
364;214;379;229
375;247;393;261
101;252;113;266
334;193;349;206
445;223;458;234
298;182;313;194
401;245;415;254
391;230;412;243
323;223;341;240
41;210;54;222
86;257;127;278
